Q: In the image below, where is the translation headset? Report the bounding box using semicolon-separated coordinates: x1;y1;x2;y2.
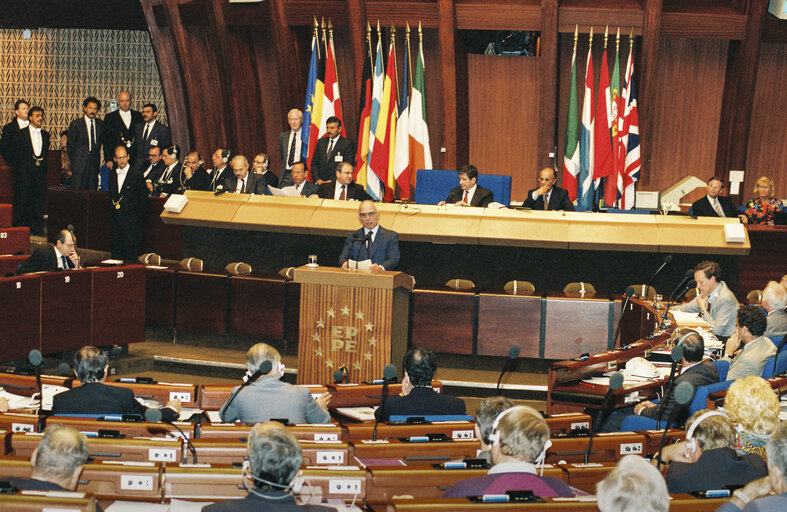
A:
221;148;231;163
219;360;282;422
685;410;728;454
240;460;296;500
488;406;552;475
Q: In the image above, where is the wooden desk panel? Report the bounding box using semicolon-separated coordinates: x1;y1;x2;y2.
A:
91;265;146;346
233;195;322;233
87;191;111;252
543;295;612;359
343;421;476;442
40;269;92;353
145;265;176;329
46;187;88;246
352;439;480;464
365;466;493;504
228;274;286;340
479;208;570;249
71;380;198;408
477;293;541;357
0;227;29;255
198;423;341;442
567;211;658;252
308;200;398;237
391;203;481;243
191;439;349;466
327;382;441;410
0;274;41;362
0;374;71;397
546;432;647;463
175;272;228;334
11;432;184;463
199;384;329;410
46;416;193;438
411;289;474;354
656;215;748;255
160;190;248;227
143;197;182;260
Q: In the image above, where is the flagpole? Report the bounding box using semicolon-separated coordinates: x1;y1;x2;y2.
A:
367;21;373;70
313;17;320;59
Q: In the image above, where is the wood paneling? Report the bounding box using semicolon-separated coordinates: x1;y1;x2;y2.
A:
456;1;541;31
468;54;539;200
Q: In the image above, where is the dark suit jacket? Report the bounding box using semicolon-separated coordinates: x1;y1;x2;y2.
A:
278;129;303;186
183;166;211;191
255;170;279;193
522;185;575;211
311;135;356;182
133;120;171;161
141;160;166;185
375;386;466;421
295;180;319;197
640;360;719;426
339;226;400;270
102;109;143;164
692;195;739;218
208;166;233;192
445;185;494;207
203;491;333;512
665;447;767;494
317;181;371;201
110;166;148;224
0;119;24;166
18;246;74;274
66;116;103;185
51;382;178;422
153;162;185;196
16;126;50;174
223;173;265;195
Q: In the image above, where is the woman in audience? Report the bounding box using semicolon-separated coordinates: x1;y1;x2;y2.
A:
744;176;783;225
597;455;669;512
724;375;780;458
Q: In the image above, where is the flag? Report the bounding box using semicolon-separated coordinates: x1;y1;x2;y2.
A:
392;29;411;199
408;24;432;192
578;33;595;211
301;25;321;180
609;32;623;208
354;31;373;189
368;32;398;202
593;41;614;208
562;32;580;202
319;32;346;138
366;28;385;201
620;43;640;210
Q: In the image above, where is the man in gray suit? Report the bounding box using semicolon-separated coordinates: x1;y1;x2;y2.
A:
219;343;331;424
66;96;103;190
278;108;303;188
674;260;739;340
722;305;776;381
763;281;787;348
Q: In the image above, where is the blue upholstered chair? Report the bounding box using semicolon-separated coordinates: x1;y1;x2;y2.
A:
414;169;512;207
388;414;474;423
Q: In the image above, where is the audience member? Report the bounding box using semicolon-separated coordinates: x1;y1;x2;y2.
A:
289;162;318;197
18;228;80;273
317;162;371;201
597;455;669;512
102;91;143;168
154;144;183;196
725;375;780;458
181;151;210;191
219;343;331;424
375;347;465;421
59;130;70;185
442;405;573;497
12;105;49;235
722;306;777;381
278;108;304;188
658;409;767;493
222;155;264;195
674;260;739;339
66;96;103;190
439;164;494;207
207;147;233;191
744;177;783;226
134;103;171;164
762;281;787;346
251;153;278;193
522;167;575;211
691;177;747;222
109;145;148;260
311;116;356;185
474;396;514;463
339;200;399;271
0;99;30;169
141;146;165;193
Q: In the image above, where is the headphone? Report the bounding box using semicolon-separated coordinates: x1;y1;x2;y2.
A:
166;144;180;160
487;406;552;474
685;410;728;454
221;148;231;163
195;152;203;166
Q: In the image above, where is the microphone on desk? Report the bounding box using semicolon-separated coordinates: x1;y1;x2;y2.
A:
496;346;520;392
656;345;684;428
613;287;636;349
144;407;198;463
214;185;227;196
372;364;398;441
651;255;673;281
655;381;695;468
219;360;273;422
348;234;366;269
57;362;71;376
660;269;695;328
584;371;624;464
333;366;349;384
28;350;45;430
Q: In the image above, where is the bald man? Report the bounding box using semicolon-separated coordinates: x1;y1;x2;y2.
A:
102;91;143;168
522;168;575;211
339;200;400;271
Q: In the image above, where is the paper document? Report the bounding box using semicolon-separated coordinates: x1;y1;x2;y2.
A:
206;410;223;423
334;406;377;422
178;407;204;421
0;389;37;409
671;310;710;327
347;259;372;270
41;384;69;410
268;185;301;197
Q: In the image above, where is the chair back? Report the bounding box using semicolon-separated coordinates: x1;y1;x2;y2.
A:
225;262;252;275
503;280;535;296
563;282;597;295
688;380;734;416
746;289;762;304
179;257;204;272
712;359;730;381
278;266;295;281
445;278;475;291
414;169;512;206
684;288;698;301
138;253;161;266
761;356;775;379
629;284;657;300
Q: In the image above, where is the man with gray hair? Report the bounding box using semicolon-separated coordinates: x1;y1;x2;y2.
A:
219;342;330;424
3;425;88;491
597;455;669;512
278;108;304;188
203;422;333;511
473;396;514;463
762;281;787;346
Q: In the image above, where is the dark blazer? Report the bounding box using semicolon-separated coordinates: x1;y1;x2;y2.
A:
692;195;739;218
296;180;320;197
278;129;303;187
133;120;171;162
522;185;575;211
51;382;178;422
109;166;148;260
183;166;211;191
0;119;24;166
153;162;184;196
14;126;50;233
375;386;466;421
102;109;143;164
255;170;279;193
640;360;719;426
67;116;103;190
666;447;767;494
311;135;356;183
445;185;494;207
317;181;371;201
203;491;333;512
339;226;400;270
18;246;75;274
141;160;166;185
207;166;233;192
223;173;265;195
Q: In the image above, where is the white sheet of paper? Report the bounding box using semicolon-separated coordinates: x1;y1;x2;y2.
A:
268;185;301;197
106;500;170;512
671;310;710;327
41;384;69;410
0;389;37;409
347;259;372;270
334;406;377;422
178;407;204;421
206;410;223;423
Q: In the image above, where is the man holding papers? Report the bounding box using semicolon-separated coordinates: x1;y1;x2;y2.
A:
339;200;400;271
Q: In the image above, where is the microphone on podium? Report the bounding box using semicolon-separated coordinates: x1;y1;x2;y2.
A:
655;381;695;467
496;346;520;392
584;371;624;464
333;366;349;384
372;364;398;441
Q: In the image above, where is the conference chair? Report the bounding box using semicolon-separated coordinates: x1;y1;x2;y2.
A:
503;280;535;296
413;169;512;206
138;252;162;266
179;257;203;272
684;287;698;301
563;282;597;295
445;278;475;291
628;284;657;300
224;262;252;275
278;266;295;281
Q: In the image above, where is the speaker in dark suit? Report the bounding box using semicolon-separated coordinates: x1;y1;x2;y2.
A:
221;155;265;195
13;109;50;235
441;165;494;207
339;200;399;270
278;109;304;187
251;153;279;193
66;97;103;190
18;228;80;274
310;117;356;183
522;169;575;211
109;146;148;260
134;103;171;166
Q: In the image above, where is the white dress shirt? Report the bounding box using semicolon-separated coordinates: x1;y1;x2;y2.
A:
333;183;347;200
16;118;29;129
287;129;302;169
116;164;130;191
461;184;478;205
119;109;132;129
30;127;42;156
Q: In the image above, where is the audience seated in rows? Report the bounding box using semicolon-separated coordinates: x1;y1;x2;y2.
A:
723;306;777;381
724;375;781;458
762;280;787;346
473;396;514;463
597;455;669;512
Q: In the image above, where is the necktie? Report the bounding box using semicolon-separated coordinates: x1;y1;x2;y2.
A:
143;124;150;142
713;198;724;216
463;190;468;204
90;120;96;152
239;178;245;193
327;138;335;157
288;132;296;167
543;193;549;210
61;255;69;270
339;185;346;200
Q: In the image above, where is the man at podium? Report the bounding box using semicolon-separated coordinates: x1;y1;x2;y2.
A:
339;200;400;271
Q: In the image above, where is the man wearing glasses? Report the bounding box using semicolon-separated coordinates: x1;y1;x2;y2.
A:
339;200;400;271
691;177;747;222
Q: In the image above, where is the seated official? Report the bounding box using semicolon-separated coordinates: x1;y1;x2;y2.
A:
202;422;333;512
597;455;669;512
744;176;784;226
251;153;279;192
657;409;767;494
603;329;719;431
181;151;210;191
725;376;780;458
762;281;787;344
721;305;776;381
691;176;748;222
221;155;265;195
442;405;574;498
438;164;493;207
473;396;514;463
339;200;400;271
52;346;181;420
673;260;739;340
220;343;331;424
522;167;575;211
717;421;787;512
18;228;80;274
289;162;318;197
317;161;371;201
374;347;465;421
140;146;165;194
207;147;234;192
152;144;184;196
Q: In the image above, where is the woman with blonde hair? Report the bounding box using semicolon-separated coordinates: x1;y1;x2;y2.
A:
724;375;780;457
744;176;783;225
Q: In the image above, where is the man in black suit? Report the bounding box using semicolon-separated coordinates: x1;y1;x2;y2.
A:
206;147;234;192
439;164;494;207
251;153;278;193
13;106;50;235
339;200;400;270
691;177;747;222
141;146;165;195
289;162;319;197
102;91;143;169
222;155;265;195
18;228;80;274
181;151;211;191
52;346;181;420
375;347;466;421
311;116;356;185
522;167;575;211
0;99;29;174
153;145;183;196
278;108;303;187
133;103;171;167
109;145;148;260
66;96;103;190
317;162;371;201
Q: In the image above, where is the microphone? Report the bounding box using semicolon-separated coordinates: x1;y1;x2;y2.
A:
654;381;694;467
29;350;45;430
144;407;197;463
333;366;349;384
650;255;673;282
214;185;227;196
496;346;520;392
656;345;684;428
57;362;71;376
613;287;636;349
660;269;695;328
372;364;397;441
348;234;366;269
363;231;373;260
220;360;273;422
584;371;624;464
67;224;75;234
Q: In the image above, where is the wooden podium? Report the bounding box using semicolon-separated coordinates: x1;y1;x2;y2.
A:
293;266;414;385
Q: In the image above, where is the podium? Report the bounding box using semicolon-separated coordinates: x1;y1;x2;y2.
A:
293;266;414;384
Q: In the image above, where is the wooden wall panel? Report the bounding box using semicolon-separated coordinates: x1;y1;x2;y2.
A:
645;37;727;190
250;26;286;169
468;54;539;201
746;42;787;199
